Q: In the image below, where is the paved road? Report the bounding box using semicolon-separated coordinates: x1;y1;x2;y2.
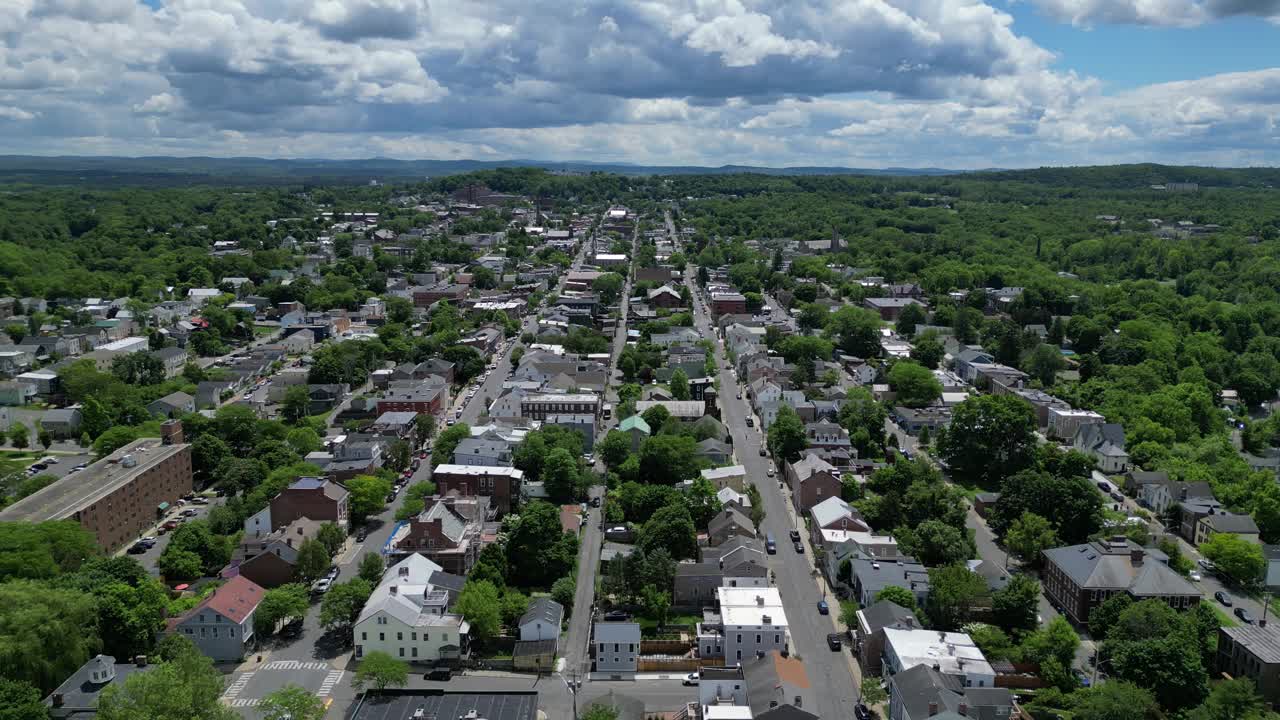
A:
685;271;864;718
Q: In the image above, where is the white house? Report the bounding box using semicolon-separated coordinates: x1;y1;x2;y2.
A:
713;587;790;665
517;598;564;642
1074;422;1129;473
354;555;469;664
882;627;996;689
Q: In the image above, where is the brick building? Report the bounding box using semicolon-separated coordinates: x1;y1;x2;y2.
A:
430;464;524;515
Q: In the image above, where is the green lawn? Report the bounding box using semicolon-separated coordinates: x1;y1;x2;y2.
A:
252;324;278;337
0;450;42;476
1208;604;1239;628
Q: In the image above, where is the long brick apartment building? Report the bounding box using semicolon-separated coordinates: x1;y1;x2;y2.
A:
0;420;192;551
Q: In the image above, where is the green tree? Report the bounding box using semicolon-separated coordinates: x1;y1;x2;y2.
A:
551;575;576;611
282;385;310;424
455;580;503;642
1088;593;1134;640
991;574;1041;634
909;331;945;369
874;585;918;611
92;426;139;459
319;578;373;632
1003;511;1059;568
432;422;471;466
925;564;988;630
260;685;327;720
669;368;690;401
767;404;808;462
1201;532;1265;586
597;430;632;470
7;422;28;450
0;579;101;693
157;549;202;580
937;394;1037;488
415;413;437;445
353;651;409;692
253;584;309;637
0;678;48;720
296;538;332;583
991;470;1103;545
582;705;620;720
96;640;236;720
1024;343;1067;386
0;520;97;581
37;428;52;450
542;447;580;502
315;522;346;557
1071;681;1162;720
593;272;625;304
1023;616;1080;669
637;433;700;483
640;404;671;431
860;677;888;706
896;520;971;567
641;586;671;626
826;306;882;357
358;552;385;585
1188;678;1272;720
887;361;943;408
894;302;927;336
506;501;577;587
284;427;323;455
345;474;392;521
639;504;697;559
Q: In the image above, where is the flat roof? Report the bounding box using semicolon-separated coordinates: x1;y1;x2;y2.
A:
0;438;187;522
349;690;539;720
524;393;600;403
432;464;524;478
884;627;994;677
717;587;788;627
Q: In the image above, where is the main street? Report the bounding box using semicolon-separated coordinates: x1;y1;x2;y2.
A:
683;265;863;718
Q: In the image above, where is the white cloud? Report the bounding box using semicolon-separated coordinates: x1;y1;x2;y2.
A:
0;0;1272;168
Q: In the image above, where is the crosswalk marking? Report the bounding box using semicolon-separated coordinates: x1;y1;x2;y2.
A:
317;670;344;697
263;660;329;671
226;698;261;707
222;671;256;700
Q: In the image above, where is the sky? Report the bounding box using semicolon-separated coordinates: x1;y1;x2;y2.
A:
0;0;1278;169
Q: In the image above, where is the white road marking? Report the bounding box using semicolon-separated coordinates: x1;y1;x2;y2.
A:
263;660;330;671
317;669;344;697
222;671;256;702
226;698;261;707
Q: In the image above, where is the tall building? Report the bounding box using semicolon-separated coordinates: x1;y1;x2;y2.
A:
0;420;191;551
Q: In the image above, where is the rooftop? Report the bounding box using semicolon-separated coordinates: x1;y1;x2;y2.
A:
348;690;539;720
1223;624;1280;664
884;627;994;678
0;437;188;523
432;464;524;478
717;586;788;627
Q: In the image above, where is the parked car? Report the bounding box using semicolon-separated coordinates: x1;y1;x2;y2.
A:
759;446;767;456
681;673;699;686
1189;571;1202;582
1073;669;1092;688
127;542;148;555
817;600;829;615
767;467;775;477
854;705;872;720
311;578;332;594
1215;590;1233;606
603;610;631;621
181;508;198;517
1097;481;1110;492
191;497;208;505
162;520;179;530
426;666;452;681
326;566;340;582
1236;607;1255;624
794;541;805;554
356;528;368;542
827;633;842;650
590;497;601;508
789;529;801;542
1199;558;1217;572
141;536;157;545
745;418;754;427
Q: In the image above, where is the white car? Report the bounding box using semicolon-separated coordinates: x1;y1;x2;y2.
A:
1189;571;1203;582
682;673;699;686
312;578;332;594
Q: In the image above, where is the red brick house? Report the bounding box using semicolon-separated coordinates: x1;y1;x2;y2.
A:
269;477;350;529
391;498;483;575
431;464;524;516
711;292;747;317
785;454;842;513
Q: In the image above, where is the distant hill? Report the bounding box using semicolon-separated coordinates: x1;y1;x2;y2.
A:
0;155;1272;188
0;155;964;186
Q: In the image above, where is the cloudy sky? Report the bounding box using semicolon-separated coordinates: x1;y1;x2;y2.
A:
1;0;1278;168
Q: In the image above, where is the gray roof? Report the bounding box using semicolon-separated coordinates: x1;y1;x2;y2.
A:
348;691;539;720
1042;538;1200;596
150;391;193;409
743;652;818;720
44;655;152;715
696;438;732;455
676;562;723;579
518;597;564;629
1222;624;1280;664
420;502;467;543
594;622;640;643
1201;512;1260;535
708;507;756;538
889;664;1013;720
857;600;918;634
853;557;929;599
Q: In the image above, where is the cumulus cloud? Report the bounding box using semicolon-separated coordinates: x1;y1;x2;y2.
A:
0;0;1273;168
1029;0;1280;26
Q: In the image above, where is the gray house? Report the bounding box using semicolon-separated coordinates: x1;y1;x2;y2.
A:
40;408;82;439
147;391;195;418
888;663;1014;720
166;576;264;662
594;622;641;675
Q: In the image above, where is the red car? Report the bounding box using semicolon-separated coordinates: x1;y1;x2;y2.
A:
419;451;428;459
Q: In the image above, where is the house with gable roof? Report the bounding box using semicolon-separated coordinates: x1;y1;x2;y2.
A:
166;576;265;662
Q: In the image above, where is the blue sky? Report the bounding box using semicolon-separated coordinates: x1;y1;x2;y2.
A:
1010;8;1280;89
0;0;1277;168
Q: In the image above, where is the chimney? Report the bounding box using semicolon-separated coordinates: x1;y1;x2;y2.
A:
134;655;147;667
399;566;409;578
762;614;772;625
52;694;64;708
390;586;398;595
1131;548;1145;565
958;703;968;716
160;419;184;445
928;702;939;716
285;538;293;548
756;595;765;606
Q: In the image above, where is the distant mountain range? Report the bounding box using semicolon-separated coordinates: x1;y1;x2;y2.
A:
0;155;969;183
0;155;1274;189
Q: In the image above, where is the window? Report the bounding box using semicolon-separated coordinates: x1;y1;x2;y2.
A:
614;643;619;652
411;632;417;641
412;648;418;657
379;633;385;641
397;632;403;641
230;628;235;638
211;628;218;638
399;648;405;657
362;632;367;641
756;634;761;644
